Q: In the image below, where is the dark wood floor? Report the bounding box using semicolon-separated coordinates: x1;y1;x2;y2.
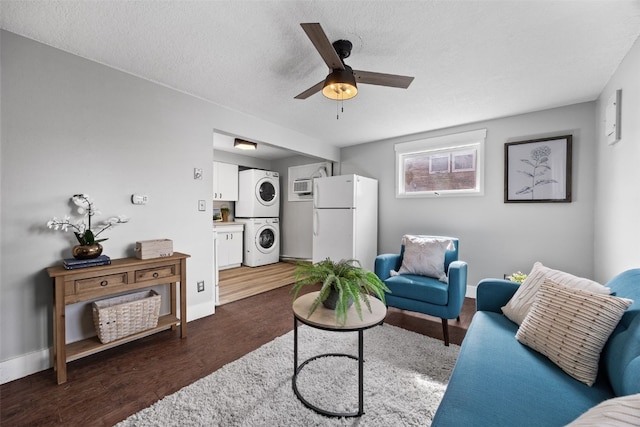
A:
0;285;475;426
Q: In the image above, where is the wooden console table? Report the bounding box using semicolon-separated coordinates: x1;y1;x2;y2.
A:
46;252;190;384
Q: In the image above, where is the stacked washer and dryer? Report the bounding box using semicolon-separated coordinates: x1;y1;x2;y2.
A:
235;169;280;267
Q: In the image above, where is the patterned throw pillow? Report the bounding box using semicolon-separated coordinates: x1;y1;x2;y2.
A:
502;261;610;325
565;393;640;426
516;279;633;386
393;235;453;283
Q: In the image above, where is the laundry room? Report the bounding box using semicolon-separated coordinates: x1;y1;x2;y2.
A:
212;131;333;306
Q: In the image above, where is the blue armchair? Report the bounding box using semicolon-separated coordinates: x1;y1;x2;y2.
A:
375;236;468;346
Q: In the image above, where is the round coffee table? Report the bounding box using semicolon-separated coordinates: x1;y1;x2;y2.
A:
292;291;387;417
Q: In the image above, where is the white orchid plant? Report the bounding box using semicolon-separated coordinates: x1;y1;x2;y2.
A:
47;194;129;246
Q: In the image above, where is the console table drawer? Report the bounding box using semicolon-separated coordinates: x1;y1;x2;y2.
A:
135;265;176;283
76;273;128;294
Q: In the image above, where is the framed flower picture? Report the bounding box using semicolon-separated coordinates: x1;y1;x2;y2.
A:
504;135;572;203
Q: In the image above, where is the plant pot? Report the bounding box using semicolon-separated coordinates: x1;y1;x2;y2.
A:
322;288;354;310
72;243;103;260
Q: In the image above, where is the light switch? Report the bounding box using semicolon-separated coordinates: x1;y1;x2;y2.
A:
194;168;203;180
198;200;206;211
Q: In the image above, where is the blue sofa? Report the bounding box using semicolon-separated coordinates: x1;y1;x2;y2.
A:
432;268;640;426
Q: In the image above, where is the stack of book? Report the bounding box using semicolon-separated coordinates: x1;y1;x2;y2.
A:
63;255;111;270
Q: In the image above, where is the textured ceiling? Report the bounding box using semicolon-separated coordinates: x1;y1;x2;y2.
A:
2;1;640;155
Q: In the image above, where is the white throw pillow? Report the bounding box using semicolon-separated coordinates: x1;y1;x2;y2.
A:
393;235;452;283
565;393;640;426
516;279;633;386
502;261;610;325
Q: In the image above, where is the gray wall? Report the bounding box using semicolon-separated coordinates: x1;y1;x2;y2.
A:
594;36;640;283
341;102;598;292
0;30;337;383
272;155;328;259
2;28;638;384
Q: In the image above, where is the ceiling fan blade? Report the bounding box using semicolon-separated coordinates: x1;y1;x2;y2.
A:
294;80;325;99
353;70;414;89
301;23;345;71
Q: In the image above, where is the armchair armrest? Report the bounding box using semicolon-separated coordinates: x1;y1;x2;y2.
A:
374;254;402;280
476;279;520;313
447;260;468;319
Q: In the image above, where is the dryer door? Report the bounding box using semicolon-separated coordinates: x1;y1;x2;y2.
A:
256;177;277;206
255;225;277;254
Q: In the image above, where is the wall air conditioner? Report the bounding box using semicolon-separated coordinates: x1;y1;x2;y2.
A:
292;178;313;194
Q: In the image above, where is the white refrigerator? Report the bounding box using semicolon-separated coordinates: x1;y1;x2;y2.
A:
312;174;378;272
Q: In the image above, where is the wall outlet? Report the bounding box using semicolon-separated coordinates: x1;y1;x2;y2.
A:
197;281;205;292
194;168;203;180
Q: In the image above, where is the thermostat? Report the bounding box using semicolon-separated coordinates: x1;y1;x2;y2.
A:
131;194;149;205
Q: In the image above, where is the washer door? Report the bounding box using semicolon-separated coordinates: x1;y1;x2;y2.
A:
256;177;277;206
255;225;277;254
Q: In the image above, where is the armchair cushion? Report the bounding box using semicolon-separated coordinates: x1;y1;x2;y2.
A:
385;274;449;306
394;235;452;282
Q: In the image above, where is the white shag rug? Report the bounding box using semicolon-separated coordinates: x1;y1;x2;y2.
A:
117;324;460;426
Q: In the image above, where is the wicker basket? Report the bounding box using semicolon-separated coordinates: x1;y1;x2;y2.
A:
92;290;161;344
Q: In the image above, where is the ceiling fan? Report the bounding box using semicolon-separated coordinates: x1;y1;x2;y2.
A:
294;23;415;100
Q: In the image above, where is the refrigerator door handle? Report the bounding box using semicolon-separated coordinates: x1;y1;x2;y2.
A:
313;180;319;209
313;210;319;237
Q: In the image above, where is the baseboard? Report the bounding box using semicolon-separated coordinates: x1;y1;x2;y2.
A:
187;301;215;321
2;304;214;385
0;347;51;385
466;284;477;299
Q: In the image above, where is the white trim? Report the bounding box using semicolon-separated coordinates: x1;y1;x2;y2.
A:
1;348;51;384
188;301;215;321
395;128;487;153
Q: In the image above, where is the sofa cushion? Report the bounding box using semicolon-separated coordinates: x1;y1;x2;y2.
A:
432;311;614;427
565;393;640;426
394;235;452;282
516;280;633;386
502;261;610;325
384;274;448;306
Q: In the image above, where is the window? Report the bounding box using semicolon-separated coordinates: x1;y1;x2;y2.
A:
395;129;486;198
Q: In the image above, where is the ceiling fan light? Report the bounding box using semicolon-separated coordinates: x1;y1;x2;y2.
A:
322;68;358;100
234;138;257;150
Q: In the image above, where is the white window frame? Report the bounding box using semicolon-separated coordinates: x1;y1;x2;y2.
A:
395;128;487;198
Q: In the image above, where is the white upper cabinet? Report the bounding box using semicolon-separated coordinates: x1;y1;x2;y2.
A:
213;161;239;201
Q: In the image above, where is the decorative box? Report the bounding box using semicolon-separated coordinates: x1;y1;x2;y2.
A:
134;239;174;259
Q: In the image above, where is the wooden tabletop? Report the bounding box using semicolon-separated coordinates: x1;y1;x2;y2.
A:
46;252;190;277
293;291;387;330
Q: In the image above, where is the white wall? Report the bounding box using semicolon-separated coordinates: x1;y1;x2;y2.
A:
0;30;338;383
593;36;640;283
341;103;598;292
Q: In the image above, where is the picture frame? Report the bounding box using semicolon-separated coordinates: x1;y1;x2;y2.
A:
213;208;222;222
504;135;572;203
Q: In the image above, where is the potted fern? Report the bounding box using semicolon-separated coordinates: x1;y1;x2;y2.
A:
291;258;390;325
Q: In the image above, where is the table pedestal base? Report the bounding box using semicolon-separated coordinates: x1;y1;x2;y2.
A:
292;318;364;418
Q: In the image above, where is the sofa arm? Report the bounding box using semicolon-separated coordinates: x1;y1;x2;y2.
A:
374;254;402;280
476;279;520;313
